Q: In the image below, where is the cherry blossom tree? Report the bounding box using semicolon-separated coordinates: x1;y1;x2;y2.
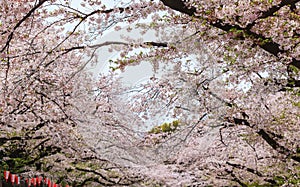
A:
1;0;299;186
107;0;300;185
0;0;144;185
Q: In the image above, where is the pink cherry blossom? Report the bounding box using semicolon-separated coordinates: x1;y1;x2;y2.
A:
1;0;299;186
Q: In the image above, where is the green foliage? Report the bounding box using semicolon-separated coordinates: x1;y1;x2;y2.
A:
228;28;249;40
289;65;300;74
172;120;179;128
273;176;285;186
293;101;300;108
1;157;31;174
149;120;181;134
0;161;9;175
286;87;300;96
161;123;171;132
0;138;32;173
149;22;158;28
257;37;273;45
245;172;300;187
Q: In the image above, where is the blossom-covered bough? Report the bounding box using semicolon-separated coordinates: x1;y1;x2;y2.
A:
0;0;143;186
111;0;300;185
0;0;299;186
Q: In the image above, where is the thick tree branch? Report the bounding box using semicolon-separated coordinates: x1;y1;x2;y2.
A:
161;0;197;16
0;0;48;53
246;0;300;29
232;117;300;163
0;136;22;146
74;167;123;186
160;0;300;69
226;161;263;177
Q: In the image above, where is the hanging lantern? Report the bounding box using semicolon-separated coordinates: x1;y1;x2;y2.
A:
37;176;43;186
10;174;16;184
4;170;10;182
15;176;21;185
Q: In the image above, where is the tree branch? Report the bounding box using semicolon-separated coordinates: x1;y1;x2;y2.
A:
226;161;263;177
246;0;300;29
232;117;300;163
0;0;48;53
159;0;300;69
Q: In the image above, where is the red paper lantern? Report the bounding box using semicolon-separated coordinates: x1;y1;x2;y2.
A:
47;178;52;187
33;177;37;186
10;174;16;183
4;170;10;182
37;176;43;185
15;176;21;185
